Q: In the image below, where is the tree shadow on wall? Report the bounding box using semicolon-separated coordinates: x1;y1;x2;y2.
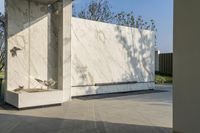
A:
7;0;72;90
71;24;156;97
114;25;155;89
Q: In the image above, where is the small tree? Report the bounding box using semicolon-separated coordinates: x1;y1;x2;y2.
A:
73;0;157;31
74;0;115;23
150;19;157;46
0;12;6;72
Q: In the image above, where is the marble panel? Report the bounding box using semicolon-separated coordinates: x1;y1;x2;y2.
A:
7;0;30;91
61;0;72;101
71;83;155;97
29;2;49;89
71;18;155;88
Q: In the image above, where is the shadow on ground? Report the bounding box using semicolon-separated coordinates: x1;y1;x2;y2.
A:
74;89;168;100
0;114;172;133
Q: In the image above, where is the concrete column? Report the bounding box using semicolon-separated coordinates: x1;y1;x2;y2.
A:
174;0;200;132
62;0;72;101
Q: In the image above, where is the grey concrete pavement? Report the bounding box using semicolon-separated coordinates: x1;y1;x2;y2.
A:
0;85;172;133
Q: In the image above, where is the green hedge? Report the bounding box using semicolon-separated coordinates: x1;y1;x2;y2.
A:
155;75;173;84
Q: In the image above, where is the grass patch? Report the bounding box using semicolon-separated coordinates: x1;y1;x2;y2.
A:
0;71;4;79
0;72;4;97
155;74;173;84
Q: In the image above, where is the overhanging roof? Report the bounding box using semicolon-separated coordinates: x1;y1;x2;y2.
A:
31;0;58;4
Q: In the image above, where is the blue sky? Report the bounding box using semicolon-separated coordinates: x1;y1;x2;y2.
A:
0;0;173;53
0;0;4;13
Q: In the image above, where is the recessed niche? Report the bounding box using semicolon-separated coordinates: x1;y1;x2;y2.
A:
6;0;65;108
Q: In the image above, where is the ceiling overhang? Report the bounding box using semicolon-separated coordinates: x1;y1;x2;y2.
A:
31;0;58;4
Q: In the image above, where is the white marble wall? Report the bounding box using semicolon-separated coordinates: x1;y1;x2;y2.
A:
71;18;155;96
7;0;31;91
6;0;62;91
61;0;72;101
6;0;72;104
6;0;153;101
29;2;51;89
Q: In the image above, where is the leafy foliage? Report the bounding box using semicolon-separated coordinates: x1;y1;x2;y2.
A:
73;0;115;23
155;75;172;84
0;12;5;72
73;0;157;32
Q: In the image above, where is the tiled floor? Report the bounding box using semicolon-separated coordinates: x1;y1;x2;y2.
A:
0;85;172;133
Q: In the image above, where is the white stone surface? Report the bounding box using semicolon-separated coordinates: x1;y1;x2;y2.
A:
5;90;63;108
6;0;72;108
7;0;53;91
6;0;154;107
71;83;154;97
61;0;72;101
29;2;50;89
7;0;30;91
71;18;155;96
